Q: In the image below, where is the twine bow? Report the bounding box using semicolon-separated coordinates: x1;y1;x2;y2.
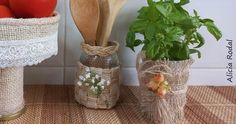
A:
136;52;193;124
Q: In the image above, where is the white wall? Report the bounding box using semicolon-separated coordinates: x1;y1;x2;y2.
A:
25;0;236;85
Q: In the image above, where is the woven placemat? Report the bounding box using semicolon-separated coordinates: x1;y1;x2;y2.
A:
0;85;235;124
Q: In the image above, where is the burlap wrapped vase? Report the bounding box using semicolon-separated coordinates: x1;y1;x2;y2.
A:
0;13;60;120
75;41;120;109
136;52;193;124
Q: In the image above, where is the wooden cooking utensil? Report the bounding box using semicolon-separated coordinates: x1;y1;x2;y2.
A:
97;0;127;47
70;0;100;46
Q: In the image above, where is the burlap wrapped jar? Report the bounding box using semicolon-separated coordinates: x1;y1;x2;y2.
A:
136;52;193;124
75;41;120;109
0;13;60;120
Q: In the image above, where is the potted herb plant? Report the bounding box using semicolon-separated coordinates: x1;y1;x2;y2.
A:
126;0;222;123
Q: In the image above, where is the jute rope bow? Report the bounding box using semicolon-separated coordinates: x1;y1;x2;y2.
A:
81;41;119;57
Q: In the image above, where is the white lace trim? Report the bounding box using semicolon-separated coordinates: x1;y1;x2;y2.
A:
0;33;58;68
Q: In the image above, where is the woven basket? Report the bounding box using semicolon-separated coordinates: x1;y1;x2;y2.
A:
75;62;120;109
137;52;193;124
0;13;60;120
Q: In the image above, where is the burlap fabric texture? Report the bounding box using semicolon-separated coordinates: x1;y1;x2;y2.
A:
75;41;120;109
136;52;193;124
0;13;60;41
0;13;60;119
0;67;24;118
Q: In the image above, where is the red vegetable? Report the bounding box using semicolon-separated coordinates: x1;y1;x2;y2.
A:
0;0;8;6
0;5;14;18
9;0;57;18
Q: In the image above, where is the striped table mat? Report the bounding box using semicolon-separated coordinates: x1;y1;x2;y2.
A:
0;85;235;124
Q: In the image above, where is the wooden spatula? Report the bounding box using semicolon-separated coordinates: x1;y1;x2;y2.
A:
97;0;127;47
70;0;100;46
97;0;127;46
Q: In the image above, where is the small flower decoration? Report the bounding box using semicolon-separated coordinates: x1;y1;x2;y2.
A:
77;67;111;96
146;73;171;97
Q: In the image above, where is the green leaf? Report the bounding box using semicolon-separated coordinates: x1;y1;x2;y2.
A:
165;27;183;41
134;39;143;46
126;31;136;51
147;0;154;6
147;6;159;21
202;19;222;40
130;20;148;33
178;0;190;5
201;18;214;23
178;43;189;60
137;7;149;19
156;3;172;17
194;32;205;48
145;41;159;60
193;9;198;16
190;49;201;58
145;23;156;41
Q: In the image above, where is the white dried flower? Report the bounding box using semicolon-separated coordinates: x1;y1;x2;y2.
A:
79;76;85;81
92;79;95;84
107;80;111;85
101;79;105;83
101;86;105;89
77;81;82;86
85;68;90;72
98;81;104;86
164;81;168;85
85;73;91;79
95;75;100;79
91;86;96;92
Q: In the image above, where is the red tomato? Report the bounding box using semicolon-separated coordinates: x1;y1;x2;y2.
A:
0;5;14;18
0;0;8;6
9;0;57;18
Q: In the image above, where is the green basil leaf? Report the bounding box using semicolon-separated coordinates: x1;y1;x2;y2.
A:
145;23;156;41
126;31;136;51
156;3;172;17
202;19;222;40
190;49;201;58
147;0;154;6
165;27;183;41
134;39;143;46
193;9;198;16
137;7;149;19
147;6;159;21
178;43;189;60
130;20;148;33
194;32;205;48
145;41;158;60
178;0;190;5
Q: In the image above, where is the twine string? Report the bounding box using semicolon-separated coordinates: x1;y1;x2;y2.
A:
136;52;192;124
81;41;119;57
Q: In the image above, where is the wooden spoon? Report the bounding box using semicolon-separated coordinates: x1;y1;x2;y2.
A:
70;0;100;46
97;0;127;47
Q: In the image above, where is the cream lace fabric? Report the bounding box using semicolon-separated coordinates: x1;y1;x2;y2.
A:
0;33;58;68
